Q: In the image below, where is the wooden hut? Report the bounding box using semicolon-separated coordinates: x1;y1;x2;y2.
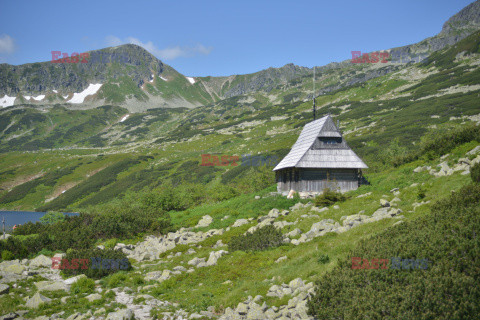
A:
273;115;367;194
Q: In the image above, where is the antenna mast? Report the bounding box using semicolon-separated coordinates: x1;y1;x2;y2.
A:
313;66;316;120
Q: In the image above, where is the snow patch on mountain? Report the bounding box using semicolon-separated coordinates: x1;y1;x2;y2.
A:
32;95;45;101
120;114;130;122
186;77;195;84
67;83;102;104
0;95;15;108
160;76;168;81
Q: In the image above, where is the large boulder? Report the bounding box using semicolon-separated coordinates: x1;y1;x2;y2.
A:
288;278;305;291
35;280;68;292
0;284;9;295
64;274;86;285
196;215;213;228
308;219;337;235
29;254;53;268
232;219;249;228
380;199;390;207
188;257;206;267
105;309;134;320
4;263;25;274
85;293;102;302
342;215;369;228
267;208;280;219
25;292;52;309
206;250;229;266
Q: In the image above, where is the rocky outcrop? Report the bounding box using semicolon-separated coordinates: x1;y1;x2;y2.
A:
0;44;163;96
414;151;480;177
220;278;315;319
128;227;225;261
25;292;52;309
105;309;135;320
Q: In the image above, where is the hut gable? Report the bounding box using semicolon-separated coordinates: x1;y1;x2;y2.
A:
274;115;367;171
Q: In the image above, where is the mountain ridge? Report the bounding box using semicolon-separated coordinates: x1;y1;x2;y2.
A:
1;0;480;112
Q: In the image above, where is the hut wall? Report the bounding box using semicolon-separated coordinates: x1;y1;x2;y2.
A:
276;168;359;193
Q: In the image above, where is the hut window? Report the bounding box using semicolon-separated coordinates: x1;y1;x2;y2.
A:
319;137;341;144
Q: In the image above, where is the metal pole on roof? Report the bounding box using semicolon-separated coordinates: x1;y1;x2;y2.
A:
313;66;316;120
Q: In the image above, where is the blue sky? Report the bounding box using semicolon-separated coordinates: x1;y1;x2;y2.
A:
0;0;474;76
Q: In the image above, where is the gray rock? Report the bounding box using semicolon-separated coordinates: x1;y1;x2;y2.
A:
64;274;86;285
309;219;336;234
0;313;18;320
66;312;89;320
145;271;163;281
0;284;9;295
246;302;266;319
196;215;213;228
380;199;390;207
286;228;302;238
237;302;249;315
342;215;369;227
29;254;52;268
85;293;102;302
173;265;187;272
310;206;328;213
280;210;290;216
4;263;25;274
105;309;134;320
413;166;426;173
288;278;304;290
282;287;293;296
267;208;280;219
232;219;249;228
25;292;52;309
35;281;68;292
206;250;228;266
188;257;206;267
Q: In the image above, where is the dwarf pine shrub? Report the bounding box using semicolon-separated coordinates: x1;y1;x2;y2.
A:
471;162;480;183
228;225;284;252
314;188;346;207
62;248;131;279
307;183;480;319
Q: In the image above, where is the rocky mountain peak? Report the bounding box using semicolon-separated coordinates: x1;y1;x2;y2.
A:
440;0;480;35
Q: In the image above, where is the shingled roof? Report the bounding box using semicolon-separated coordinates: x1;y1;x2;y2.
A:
273;115;368;171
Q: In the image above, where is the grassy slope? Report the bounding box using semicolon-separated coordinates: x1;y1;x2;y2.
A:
5;141;476;318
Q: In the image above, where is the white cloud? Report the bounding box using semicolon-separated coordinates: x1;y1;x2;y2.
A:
0;34;15;54
105;36;212;61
